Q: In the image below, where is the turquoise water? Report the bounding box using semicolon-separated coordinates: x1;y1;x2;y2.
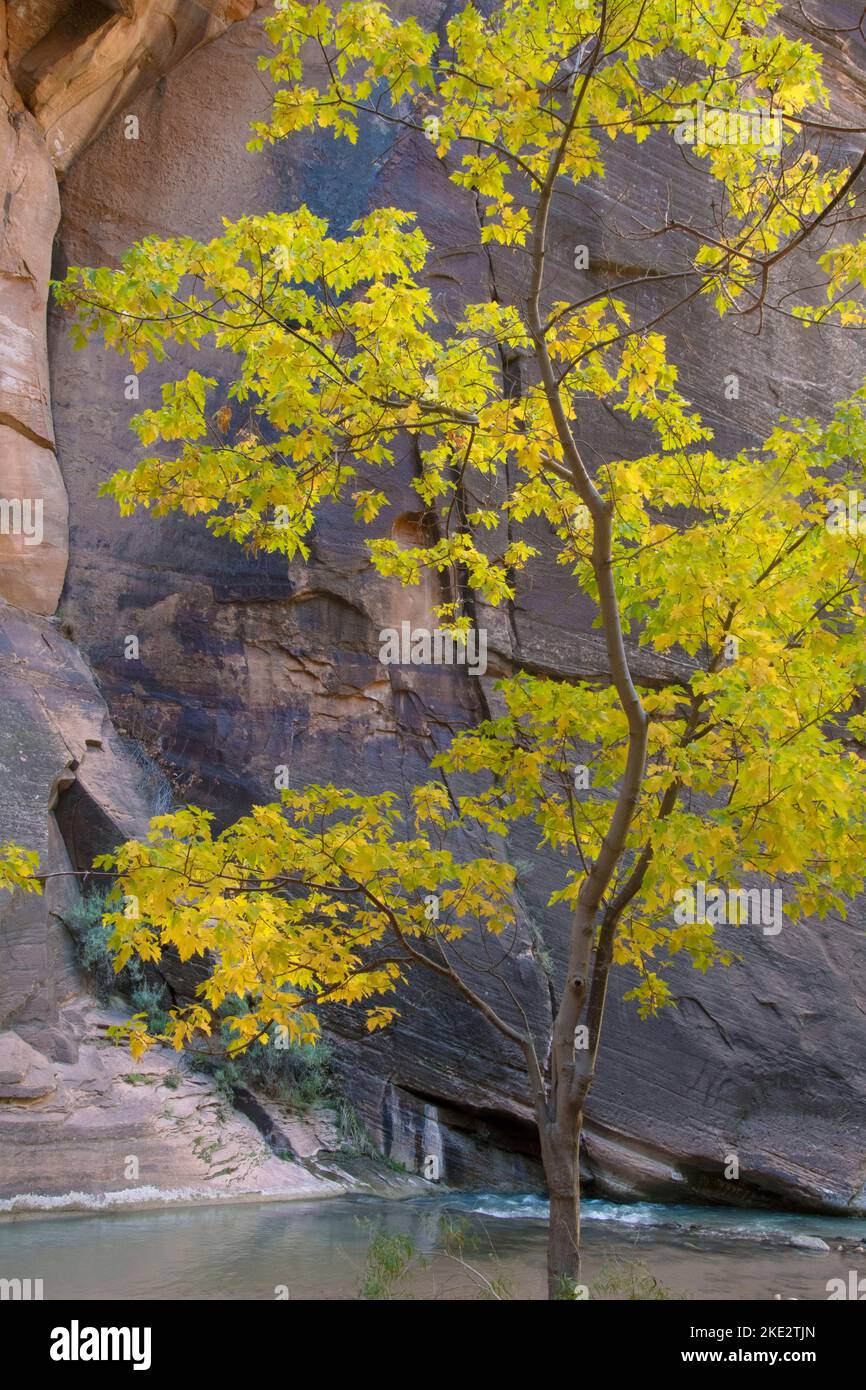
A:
1;1194;864;1300
463;1191;866;1239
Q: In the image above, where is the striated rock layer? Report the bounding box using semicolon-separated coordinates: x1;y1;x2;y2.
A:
0;2;863;1210
0;0;273;1198
0;0;268;614
43;3;866;1212
0;996;342;1205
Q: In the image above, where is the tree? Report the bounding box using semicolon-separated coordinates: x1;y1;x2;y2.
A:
5;0;866;1297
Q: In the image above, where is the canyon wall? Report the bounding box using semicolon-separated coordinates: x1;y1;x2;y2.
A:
0;0;273;1184
2;1;865;1208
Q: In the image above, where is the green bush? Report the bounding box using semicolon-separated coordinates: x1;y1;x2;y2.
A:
65;889;170;1033
229;1029;333;1108
68;903;332;1110
190;1008;334;1112
334;1099;379;1158
129;982;171;1035
589;1259;673;1301
357;1231;417;1300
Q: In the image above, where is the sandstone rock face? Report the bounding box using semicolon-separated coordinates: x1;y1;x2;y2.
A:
0;1030;56;1100
0;0;857;1210
0;0;269;617
0;605;153;1063
0;997;341;1203
43;2;866;1214
0;598;349;1197
14;0;268;175
0;70;65;615
0;0;280;1194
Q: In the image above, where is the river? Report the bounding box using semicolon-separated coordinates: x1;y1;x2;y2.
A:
2;1193;865;1300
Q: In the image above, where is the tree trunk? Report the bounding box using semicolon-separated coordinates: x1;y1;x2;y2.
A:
542;1114;583;1299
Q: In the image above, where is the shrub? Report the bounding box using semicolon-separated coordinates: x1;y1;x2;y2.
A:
66;888;170;1033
